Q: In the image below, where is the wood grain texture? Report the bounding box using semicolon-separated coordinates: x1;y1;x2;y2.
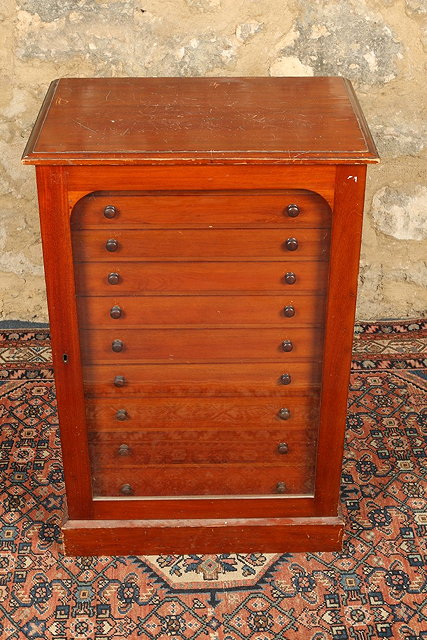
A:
62;516;344;555
66;165;337;209
72;228;330;261
70;190;332;229
90;495;317;520
74;260;329;295
313;164;368;515
79;326;323;363
85;394;320;430
83;362;322;397
92;462;314;496
76;294;325;328
23;77;378;165
88;427;317;465
35;166;93;519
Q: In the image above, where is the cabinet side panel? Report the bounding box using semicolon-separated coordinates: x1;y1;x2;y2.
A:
314;164;367;514
35;165;93;519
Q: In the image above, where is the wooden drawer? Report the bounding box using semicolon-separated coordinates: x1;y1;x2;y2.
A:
88;428;317;465
80;327;322;363
83;362;321;397
85;395;320;430
92;463;315;496
75;261;329;295
71;190;331;229
77;294;325;328
72;228;329;261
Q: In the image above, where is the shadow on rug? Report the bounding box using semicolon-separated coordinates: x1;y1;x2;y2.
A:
0;320;426;639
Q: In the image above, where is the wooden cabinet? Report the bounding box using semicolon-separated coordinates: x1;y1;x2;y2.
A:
23;77;378;555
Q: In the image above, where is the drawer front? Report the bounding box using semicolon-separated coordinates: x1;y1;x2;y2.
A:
80;327;322;363
92;463;315;497
85;395;320;430
72;228;329;261
75;261;328;295
83;362;321;397
71;190;331;229
77;294;324;328
88;428;317;465
71;188;330;501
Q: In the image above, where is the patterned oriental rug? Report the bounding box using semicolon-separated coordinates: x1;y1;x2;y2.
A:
0;320;426;640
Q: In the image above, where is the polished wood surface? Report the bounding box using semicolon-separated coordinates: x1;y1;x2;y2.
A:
80;326;323;363
67;165;337;207
63;515;344;555
314;164;368;514
92;462;314;496
34;166;93;519
85;395;319;430
76;294;324;328
83;362;322;397
23;77;378;165
72;228;329;261
88;428;316;464
71;190;332;229
24;77;377;554
75;260;329;294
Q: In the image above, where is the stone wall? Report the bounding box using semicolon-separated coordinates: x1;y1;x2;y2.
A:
0;0;425;322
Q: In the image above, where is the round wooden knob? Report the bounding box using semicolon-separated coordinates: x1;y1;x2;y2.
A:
281;340;293;352
114;375;126;387
104;205;117;219
286;204;300;218
110;305;122;319
112;339;124;352
120;483;133;496
284;305;295;317
284;272;296;285
118;444;130;456
108;272;120;285
278;408;290;420
276;482;287;494
279;373;291;385
106;238;119;252
116;409;128;421
285;237;298;251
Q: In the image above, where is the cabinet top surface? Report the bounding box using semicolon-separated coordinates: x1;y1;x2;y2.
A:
23;76;378;166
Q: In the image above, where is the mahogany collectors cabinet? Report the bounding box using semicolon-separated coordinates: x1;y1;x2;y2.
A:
23;77;378;555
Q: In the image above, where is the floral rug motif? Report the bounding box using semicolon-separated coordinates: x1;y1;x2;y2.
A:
0;320;426;639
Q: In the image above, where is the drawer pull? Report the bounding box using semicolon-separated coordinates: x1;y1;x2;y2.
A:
116;409;128;421
112;339;124;352
281;340;293;352
104;205;118;219
276;481;287;494
286;204;300;218
277;442;289;454
284;305;295;317
106;238;119;252
285;237;299;251
279;373;291;385
278;408;290;420
108;272;120;285
284;272;296;284
114;375;126;387
118;444;130;456
120;483;133;496
110;305;122;319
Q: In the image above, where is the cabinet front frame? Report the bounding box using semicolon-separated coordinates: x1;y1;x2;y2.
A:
35;163;366;551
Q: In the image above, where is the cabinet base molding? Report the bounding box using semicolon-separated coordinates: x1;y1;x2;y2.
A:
62;515;344;556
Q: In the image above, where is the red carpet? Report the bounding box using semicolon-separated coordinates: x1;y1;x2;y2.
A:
0;321;426;639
